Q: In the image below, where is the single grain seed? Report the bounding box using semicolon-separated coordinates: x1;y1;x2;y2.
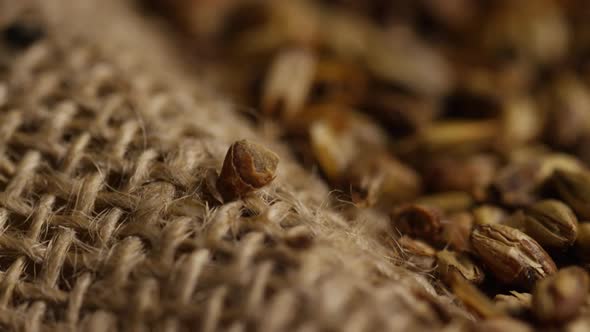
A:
552;169;590;220
390;204;442;242
441;212;473;252
471;224;557;288
494;292;532;317
532;266;589;323
473;205;508;225
450;274;504;319
346;153;421;208
217;139;279;201
521;199;578;248
436;249;484;285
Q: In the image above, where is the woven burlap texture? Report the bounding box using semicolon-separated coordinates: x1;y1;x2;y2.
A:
0;1;469;331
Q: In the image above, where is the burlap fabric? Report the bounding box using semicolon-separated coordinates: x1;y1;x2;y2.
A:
0;1;469;331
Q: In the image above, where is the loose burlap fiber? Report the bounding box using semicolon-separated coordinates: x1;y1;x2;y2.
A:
0;1;469;331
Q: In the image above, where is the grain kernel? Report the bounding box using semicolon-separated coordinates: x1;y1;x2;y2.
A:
532;266;589;323
217;140;279;201
471;224;556;288
552;169;590;220
390;204;442;242
436;250;484;285
494;291;531;317
522;199;578;248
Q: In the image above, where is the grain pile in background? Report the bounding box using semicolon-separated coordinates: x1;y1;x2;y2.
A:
146;0;590;330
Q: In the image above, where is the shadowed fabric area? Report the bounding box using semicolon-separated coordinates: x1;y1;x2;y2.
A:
0;1;469;331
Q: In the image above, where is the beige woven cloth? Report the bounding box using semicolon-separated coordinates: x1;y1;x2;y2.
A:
0;1;469;331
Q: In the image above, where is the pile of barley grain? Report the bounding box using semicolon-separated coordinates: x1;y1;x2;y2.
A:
146;0;590;329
